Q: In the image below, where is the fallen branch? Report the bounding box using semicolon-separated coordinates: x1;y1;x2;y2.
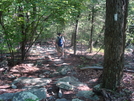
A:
80;66;103;70
80;66;134;73
123;69;134;73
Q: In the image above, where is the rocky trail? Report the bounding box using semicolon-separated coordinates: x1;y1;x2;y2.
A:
0;43;134;101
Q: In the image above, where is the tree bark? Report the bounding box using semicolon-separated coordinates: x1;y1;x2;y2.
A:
70;33;74;47
18;6;26;61
102;0;129;90
73;14;80;55
88;6;95;53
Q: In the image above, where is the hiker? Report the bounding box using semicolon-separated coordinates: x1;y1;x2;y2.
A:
55;33;65;58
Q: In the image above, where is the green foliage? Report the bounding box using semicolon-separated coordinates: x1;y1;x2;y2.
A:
0;0;106;62
0;0;90;58
127;0;134;42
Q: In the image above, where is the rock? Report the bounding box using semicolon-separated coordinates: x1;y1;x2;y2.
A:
0;68;4;72
94;84;101;89
55;98;68;101
0;59;9;73
38;74;45;78
61;63;69;66
27;88;47;100
56;76;86;90
57;76;85;86
11;84;17;89
0;93;16;100
12;92;39;101
56;81;74;90
0;60;8;67
58;89;63;98
124;65;132;69
12;77;52;89
60;66;71;75
76;91;99;100
26;63;34;67
93;84;102;95
43;71;51;75
47;96;56;101
72;98;83;101
50;72;60;77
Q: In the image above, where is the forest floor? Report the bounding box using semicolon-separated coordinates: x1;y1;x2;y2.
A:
0;42;134;101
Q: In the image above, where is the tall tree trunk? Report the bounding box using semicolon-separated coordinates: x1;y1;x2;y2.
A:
89;6;95;53
18;6;26;61
73;14;80;55
102;0;129;90
70;33;74;47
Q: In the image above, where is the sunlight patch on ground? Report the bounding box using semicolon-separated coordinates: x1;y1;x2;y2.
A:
77;85;92;91
10;64;39;73
63;90;75;94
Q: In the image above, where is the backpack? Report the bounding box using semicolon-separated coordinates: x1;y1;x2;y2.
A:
57;36;63;47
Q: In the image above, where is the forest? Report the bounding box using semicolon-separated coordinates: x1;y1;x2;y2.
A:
0;0;134;101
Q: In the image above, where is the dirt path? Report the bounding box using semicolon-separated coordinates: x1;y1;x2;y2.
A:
0;44;134;100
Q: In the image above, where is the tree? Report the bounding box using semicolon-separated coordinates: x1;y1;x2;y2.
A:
102;0;129;90
0;0;87;63
73;14;80;55
88;6;95;53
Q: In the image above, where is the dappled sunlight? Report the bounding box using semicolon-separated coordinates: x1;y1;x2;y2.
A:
10;64;40;73
122;73;134;92
77;85;92;91
0;42;133;100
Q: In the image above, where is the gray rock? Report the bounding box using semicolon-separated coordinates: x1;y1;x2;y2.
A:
56;98;68;101
76;91;99;100
0;93;16;100
12;91;39;101
56;76;85;86
43;71;51;75
50;72;60;77
56;81;74;90
47;96;56;101
0;60;8;67
61;63;69;66
124;65;132;69
58;89;63;98
11;84;17;89
27;88;47;100
56;76;87;90
0;68;4;71
72;98;83;101
60;67;71;75
0;88;47;101
38;74;45;78
12;77;52;89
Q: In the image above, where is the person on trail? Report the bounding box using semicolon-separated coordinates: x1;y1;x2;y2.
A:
55;33;65;58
